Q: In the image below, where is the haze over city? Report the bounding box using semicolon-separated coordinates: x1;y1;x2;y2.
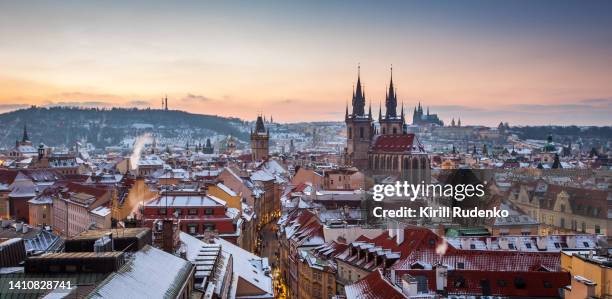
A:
1;0;611;125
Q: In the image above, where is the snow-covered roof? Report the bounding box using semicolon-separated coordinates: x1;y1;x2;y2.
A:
88;245;193;299
90;206;111;217
213;237;274;298
145;194;227;208
216;183;237;197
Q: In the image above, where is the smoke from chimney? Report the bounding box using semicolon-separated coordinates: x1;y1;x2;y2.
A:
130;133;153;170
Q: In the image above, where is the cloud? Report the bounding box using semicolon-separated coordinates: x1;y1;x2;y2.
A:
0;103;30;111
45;101;113;108
127;100;152;107
182;93;212;102
277;99;297;104
580;98;612;105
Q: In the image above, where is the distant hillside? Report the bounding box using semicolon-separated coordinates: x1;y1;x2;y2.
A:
511;126;612;141
0;106;248;148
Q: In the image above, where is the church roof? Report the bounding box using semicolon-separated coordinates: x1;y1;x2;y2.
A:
371;134;425;153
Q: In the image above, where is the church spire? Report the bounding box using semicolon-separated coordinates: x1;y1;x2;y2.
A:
385;65;397;118
22;124;29;142
352;64;365;116
345;102;349;119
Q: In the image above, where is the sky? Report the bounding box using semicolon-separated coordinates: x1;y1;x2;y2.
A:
0;1;611;126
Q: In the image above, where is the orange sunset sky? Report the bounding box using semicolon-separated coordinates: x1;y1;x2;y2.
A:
1;1;611;126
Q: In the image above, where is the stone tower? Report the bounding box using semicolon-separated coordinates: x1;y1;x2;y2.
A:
251;115;269;161
344;66;374;170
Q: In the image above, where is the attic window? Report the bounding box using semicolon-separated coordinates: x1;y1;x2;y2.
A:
554;242;560;248
583;242;590;248
470;244;476;249
525;243;532;249
508;243;515;250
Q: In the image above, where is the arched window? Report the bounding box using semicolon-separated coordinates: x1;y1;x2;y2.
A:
412;157;420;183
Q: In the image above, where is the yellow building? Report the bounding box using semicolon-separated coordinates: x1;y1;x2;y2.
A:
297;249;337;299
208;183;242;210
561;251;612;298
509;183;610;238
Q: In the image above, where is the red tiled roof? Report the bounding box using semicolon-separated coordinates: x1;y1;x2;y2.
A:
345;269;406;299
371;134;422;153
61;182;111;198
391;269;569;297
0;169;18;184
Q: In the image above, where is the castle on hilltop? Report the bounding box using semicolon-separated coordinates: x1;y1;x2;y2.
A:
412;102;444;126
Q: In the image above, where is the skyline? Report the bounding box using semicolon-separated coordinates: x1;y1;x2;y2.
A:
1;1;612;126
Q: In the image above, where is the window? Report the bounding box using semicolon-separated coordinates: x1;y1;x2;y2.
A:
204;209;213;215
348;127;352;139
454;276;466;288
392;128;397;134
583;242;590;248
457;262;464;269
188;209;198;215
554;242;560;248
188;224;197;234
65;265;77;272
497;280;507;287
203;223;216;231
514;277;526;289
175;209;182;215
595;225;601;234
359;127;364;139
470;244;476;249
560;218;565;228
159;208;166;215
508;243;515;250
525;243;532;249
543;281;552;288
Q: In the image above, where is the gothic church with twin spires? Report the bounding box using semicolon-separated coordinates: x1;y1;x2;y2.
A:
344;67;430;182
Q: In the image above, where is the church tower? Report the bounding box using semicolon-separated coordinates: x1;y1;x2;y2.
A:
250;115;269;161
379;67;404;135
344;66;374;170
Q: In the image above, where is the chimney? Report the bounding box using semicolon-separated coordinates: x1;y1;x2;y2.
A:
396;226;405;245
434;264;448;292
566;235;577;248
161;219;175;253
499;237;509;250
388;221;396;238
400;274;418;296
460;238;471;250
536;236;548;250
